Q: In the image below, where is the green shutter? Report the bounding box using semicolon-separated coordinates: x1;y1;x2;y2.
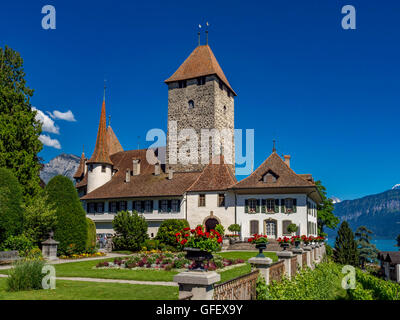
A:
261;199;266;213
256;199;260;213
293;199;297;213
245;199;248;213
281;199;285;213
274;199;279;213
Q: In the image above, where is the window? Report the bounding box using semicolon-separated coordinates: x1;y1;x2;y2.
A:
101;165;106;173
188;100;194;109
218;194;225;207
97;202;104;213
250;220;259;235
144;200;153;213
197;76;206;85
262;170;278;183
134;201;142;213
160;200;169;213
284;198;297;213
282;220;292;236
89;165;93;172
248;199;258;213
266;199;275;213
178;80;187;88
198;194;206;207
87;202;104;214
171;199;180;212
110;201;117;213
88;202;95;214
119;201;127;211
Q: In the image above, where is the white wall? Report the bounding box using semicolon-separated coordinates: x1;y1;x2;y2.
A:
186;192;235;229
87;163;112;193
237;194;316;239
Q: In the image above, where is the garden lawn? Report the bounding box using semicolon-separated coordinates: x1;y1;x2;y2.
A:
0;278;178;300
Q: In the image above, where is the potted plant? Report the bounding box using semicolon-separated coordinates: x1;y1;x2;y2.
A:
175;225;222;271
290;235;302;248
286;223;298;236
301;235;311;246
277;237;291;250
248;234;269;257
227;224;241;244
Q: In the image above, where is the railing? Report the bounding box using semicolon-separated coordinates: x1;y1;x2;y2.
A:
213;270;259;300
269;260;285;282
291;256;297;278
302;252;307;268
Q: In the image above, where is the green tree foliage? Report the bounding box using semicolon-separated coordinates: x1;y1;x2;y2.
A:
228;224;241;235
355;226;378;269
215;224;225;237
86;218;97;251
0;167;24;244
45;176;87;255
23;192;57;247
0;46;42;201
155;219;189;248
334;221;359;266
315;181;339;237
112;211;149;251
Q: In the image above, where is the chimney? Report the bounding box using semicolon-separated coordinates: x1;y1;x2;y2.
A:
125;169;131;183
154;162;160;176
132;159;140;175
284;155;291;168
168;167;174;180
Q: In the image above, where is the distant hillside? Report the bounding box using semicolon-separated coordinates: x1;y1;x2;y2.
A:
40;153;80;184
328;189;400;240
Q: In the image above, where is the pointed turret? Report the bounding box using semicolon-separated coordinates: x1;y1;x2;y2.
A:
107;125;123;155
87;98;112;165
73;147;87;180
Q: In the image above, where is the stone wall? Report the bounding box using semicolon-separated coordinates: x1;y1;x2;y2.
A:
166;75;235;173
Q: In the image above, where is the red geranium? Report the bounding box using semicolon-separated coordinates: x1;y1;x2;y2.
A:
277;236;290;244
248;234;268;244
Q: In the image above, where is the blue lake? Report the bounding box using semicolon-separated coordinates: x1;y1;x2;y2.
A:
326;238;398;252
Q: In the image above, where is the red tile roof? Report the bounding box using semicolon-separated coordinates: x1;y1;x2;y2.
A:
81;149;202;200
165;45;236;95
187;155;237;192
87;100;112;165
232;152;316;189
107;126;123;155
73;152;87;179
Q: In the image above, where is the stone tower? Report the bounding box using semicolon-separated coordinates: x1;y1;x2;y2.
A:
165;44;236;173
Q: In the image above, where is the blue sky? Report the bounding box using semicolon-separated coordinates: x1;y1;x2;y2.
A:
1;0;399;200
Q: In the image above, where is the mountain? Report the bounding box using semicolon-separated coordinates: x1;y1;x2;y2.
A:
330;196;341;204
328;189;400;240
392;184;400;190
40;153;80;184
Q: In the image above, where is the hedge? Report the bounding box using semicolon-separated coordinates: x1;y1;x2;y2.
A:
86;217;97;251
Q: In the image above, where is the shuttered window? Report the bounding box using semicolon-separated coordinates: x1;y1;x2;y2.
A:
250;220;259;235
218;194;225;207
198;194;206;207
282;220;292;235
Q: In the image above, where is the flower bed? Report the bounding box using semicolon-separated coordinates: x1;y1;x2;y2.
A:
59;252;106;260
95;252;244;271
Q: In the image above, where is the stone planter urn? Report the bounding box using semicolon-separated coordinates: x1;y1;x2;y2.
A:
255;243;268;258
184;247;213;271
294;240;301;249
280;243;290;251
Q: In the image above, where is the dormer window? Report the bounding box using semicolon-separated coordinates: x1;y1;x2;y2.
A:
262;170;278;183
188;100;194;109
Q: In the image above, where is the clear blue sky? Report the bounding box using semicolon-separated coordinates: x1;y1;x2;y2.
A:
1;0;399;200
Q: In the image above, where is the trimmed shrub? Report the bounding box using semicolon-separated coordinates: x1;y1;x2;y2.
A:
112;210;149;251
155;219;189;248
45;175;87;255
3;234;34;256
228;224;241;234
0;168;24;245
143;239;160;251
86;217;96;251
6;259;46;291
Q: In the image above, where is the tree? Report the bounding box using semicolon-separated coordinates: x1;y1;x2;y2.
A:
23;192;57;247
45;176;87;255
228;224;241;235
0;167;24;245
112;211;149;251
315;180;339;237
334;221;359;266
0;46;43;202
355;226;378;269
86;218;96;251
155;219;189;249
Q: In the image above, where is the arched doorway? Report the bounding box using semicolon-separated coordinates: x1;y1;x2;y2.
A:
264;219;277;239
205;218;219;232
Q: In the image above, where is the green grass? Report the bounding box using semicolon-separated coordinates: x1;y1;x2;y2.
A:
112;250;134;255
0;278;177;300
217;264;252;283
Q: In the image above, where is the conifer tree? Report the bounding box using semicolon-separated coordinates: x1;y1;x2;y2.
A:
355;226;378;269
334;221;359;266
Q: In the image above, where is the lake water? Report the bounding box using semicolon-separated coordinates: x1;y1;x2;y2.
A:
326;238;398;252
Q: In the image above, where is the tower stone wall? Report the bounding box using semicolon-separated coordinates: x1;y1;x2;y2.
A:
166;75;235;173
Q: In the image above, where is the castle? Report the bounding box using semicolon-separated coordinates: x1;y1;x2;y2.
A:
74;40;321;240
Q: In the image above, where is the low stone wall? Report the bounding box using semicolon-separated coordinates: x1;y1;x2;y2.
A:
291;256;297;278
268;260;285;282
302;252;307;268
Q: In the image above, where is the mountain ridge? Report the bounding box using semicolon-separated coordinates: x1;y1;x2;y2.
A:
40;153;80;184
